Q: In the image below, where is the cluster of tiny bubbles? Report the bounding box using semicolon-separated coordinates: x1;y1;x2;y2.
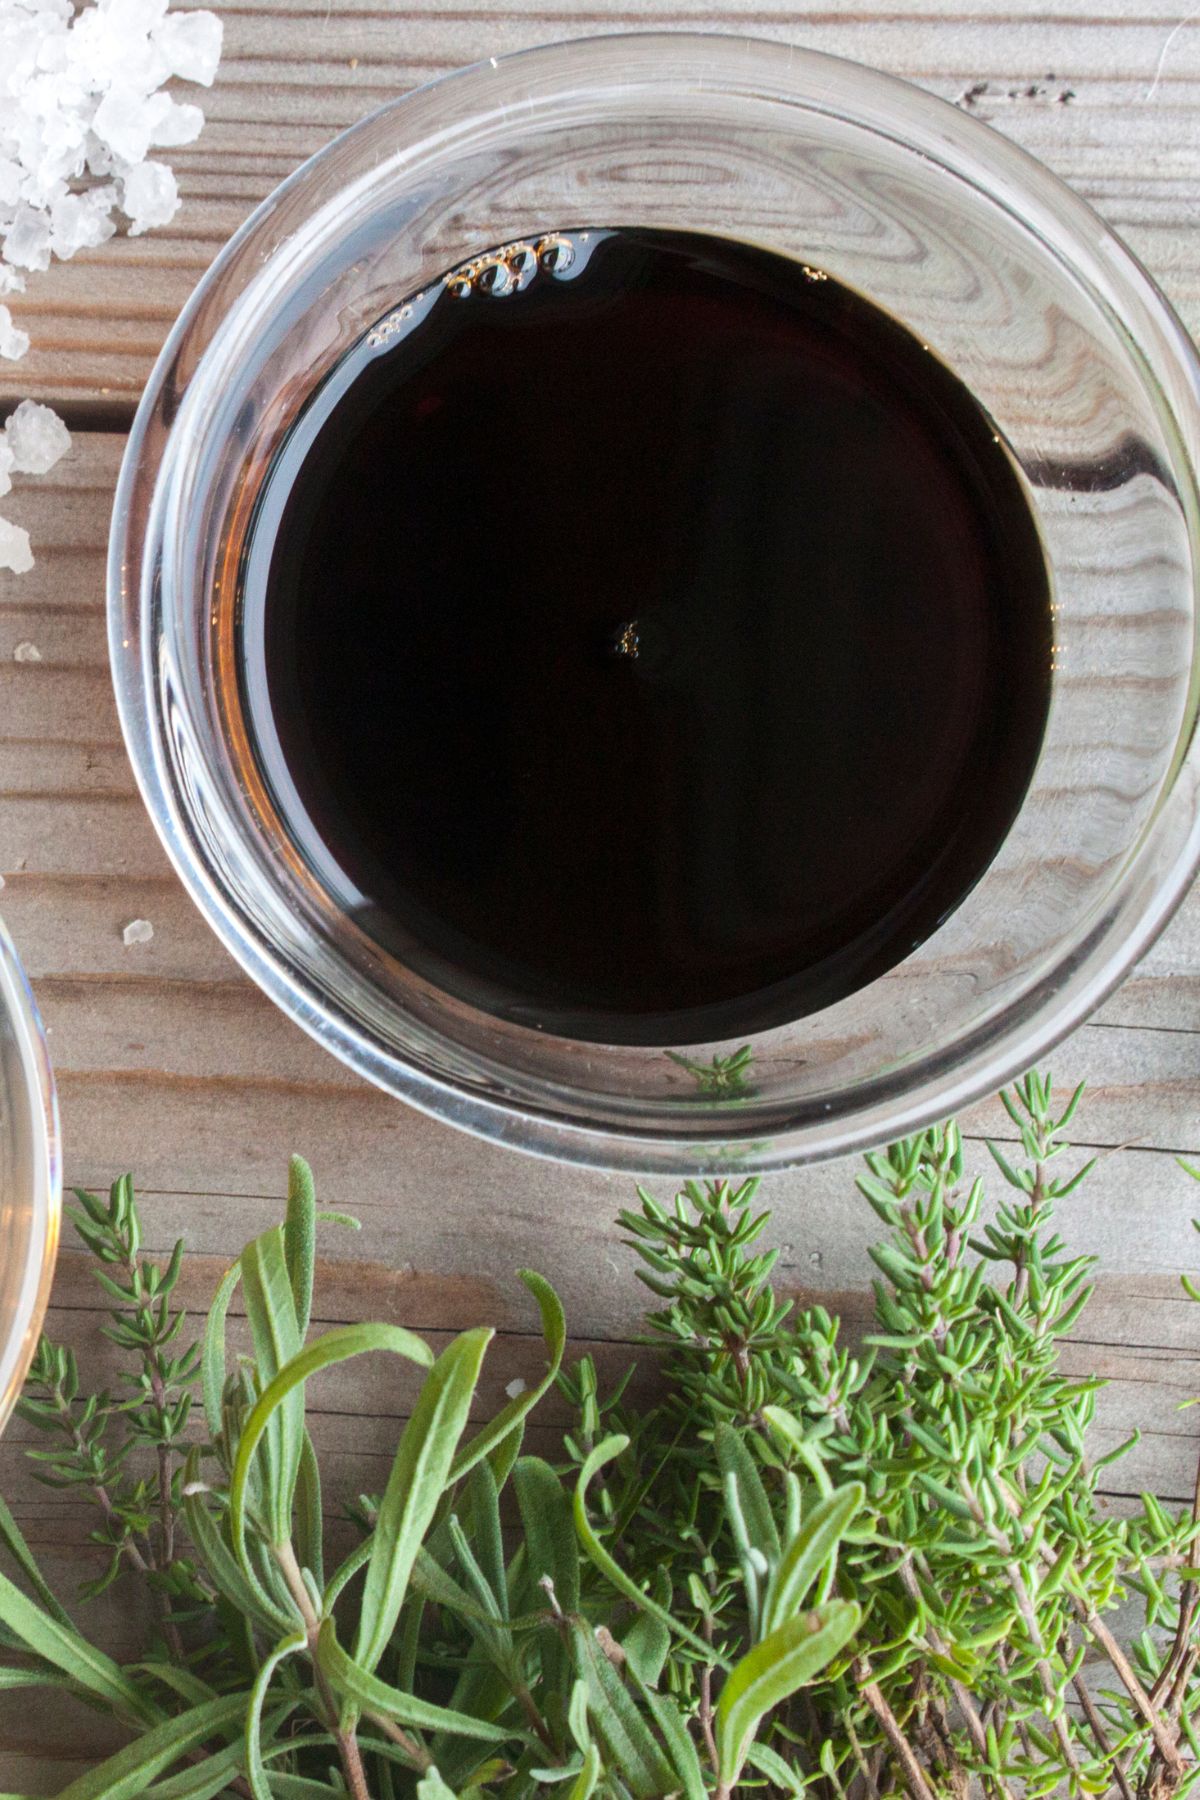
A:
365;282;440;352
443;231;608;301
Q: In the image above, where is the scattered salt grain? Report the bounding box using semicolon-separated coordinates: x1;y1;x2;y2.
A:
6;398;70;473
504;1377;528;1400
122;917;154;946
13;640;41;661
0;303;27;359
0;518;32;573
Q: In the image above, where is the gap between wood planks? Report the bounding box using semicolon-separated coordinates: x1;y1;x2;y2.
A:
2;398;136;434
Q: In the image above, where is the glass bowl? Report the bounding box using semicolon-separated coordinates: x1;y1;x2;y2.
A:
109;33;1200;1172
0;915;60;1434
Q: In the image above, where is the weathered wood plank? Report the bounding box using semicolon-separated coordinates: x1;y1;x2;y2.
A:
3;4;1200;404
6;4;1200;1779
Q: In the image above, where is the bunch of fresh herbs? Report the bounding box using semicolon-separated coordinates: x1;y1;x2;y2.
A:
2;1074;1200;1800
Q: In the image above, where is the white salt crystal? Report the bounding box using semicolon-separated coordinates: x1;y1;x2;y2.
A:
3;206;52;272
504;1377;528;1399
0;304;28;360
6;399;71;474
149;97;203;147
93;85;172;165
122;917;154;946
50;186;118;256
0;518;33;574
13;640;41;661
122;157;176;234
0;0;224;573
99;0;170;36
152;8;221;85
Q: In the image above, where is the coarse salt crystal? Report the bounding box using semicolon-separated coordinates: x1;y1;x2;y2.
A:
0;518;33;573
92;84;172;165
99;0;171;37
122;917;154;946
149;97;203;147
6;397;70;473
0;0;223;576
3;205;52;272
122;156;176;234
0;302;28;359
13;639;40;661
504;1377;528;1399
152;7;221;84
50;186;118;256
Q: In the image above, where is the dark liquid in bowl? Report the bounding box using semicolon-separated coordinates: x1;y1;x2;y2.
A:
239;228;1051;1044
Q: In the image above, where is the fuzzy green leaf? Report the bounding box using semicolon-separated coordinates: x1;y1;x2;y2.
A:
0;1492;73;1630
0;1564;157;1725
715;1421;781;1565
448;1272;564;1484
513;1455;580;1617
416;1774;459;1800
715;1599;861;1788
295;1428;324;1590
201;1255;242;1439
240;1226;305;1546
565;1744;602;1800
627;1667;707;1800
354;1327;491;1674
570;1621;677;1800
573;1437;727;1669
51;1692;249;1800
284;1154;317;1342
230;1320;432;1568
317;1618;517;1745
181;1472;293;1635
246;1628;307;1800
761;1482;864;1637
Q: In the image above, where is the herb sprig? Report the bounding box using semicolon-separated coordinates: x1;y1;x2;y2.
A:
1;1076;1199;1800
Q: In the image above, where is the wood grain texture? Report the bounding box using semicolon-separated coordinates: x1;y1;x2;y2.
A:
3;2;1200;1781
4;0;1200;406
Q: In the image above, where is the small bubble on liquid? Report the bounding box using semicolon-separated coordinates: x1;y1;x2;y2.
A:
479;260;513;297
539;235;575;276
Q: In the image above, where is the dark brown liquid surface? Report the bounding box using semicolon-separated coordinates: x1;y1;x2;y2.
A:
240;228;1051;1044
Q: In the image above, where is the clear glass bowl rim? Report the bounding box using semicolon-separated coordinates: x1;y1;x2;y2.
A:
109;30;1200;1173
0;915;60;1436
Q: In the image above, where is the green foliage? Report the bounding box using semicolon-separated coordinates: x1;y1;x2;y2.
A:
2;1074;1200;1800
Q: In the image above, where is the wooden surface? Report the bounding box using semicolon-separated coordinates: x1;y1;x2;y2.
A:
5;0;1200;1782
